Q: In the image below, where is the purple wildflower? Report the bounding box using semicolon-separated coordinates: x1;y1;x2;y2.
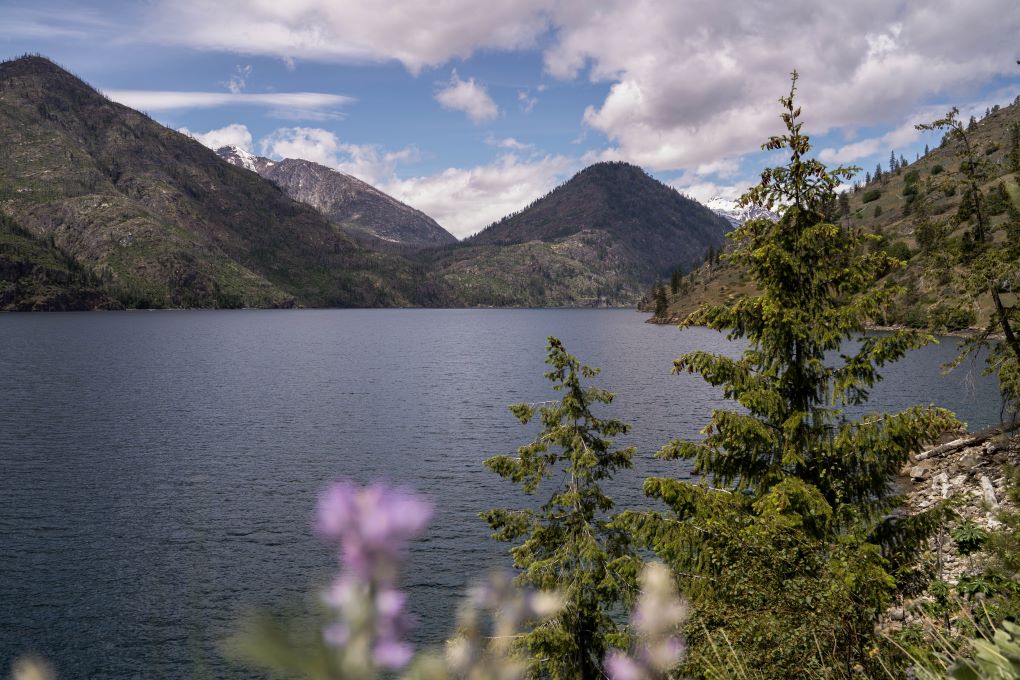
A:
315;480;432;672
606;562;687;680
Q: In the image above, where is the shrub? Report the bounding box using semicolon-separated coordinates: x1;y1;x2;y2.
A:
927;303;976;332
884;240;912;261
862;189;882;203
931;164;945;175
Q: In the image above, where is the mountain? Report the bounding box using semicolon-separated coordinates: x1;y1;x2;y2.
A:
0;55;446;308
469;162;730;277
418;162;731;306
216;146;456;248
0;55;728;310
705;196;779;227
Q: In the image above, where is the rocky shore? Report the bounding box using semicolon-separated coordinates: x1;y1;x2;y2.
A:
883;422;1019;629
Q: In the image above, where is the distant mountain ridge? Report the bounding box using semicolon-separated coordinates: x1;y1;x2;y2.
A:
468;162;732;278
414;162;732;307
0;55;445;308
0;54;732;310
216;146;456;248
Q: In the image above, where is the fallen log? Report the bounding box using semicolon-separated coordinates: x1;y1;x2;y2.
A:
916;419;1020;461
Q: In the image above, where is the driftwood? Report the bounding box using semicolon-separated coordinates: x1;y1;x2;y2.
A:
916;419;1020;461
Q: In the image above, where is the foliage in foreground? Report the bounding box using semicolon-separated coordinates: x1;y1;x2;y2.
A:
622;72;959;678
220;479;684;680
482;337;640;680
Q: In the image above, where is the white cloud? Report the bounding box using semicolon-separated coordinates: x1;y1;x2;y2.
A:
518;89;538;113
105;90;353;120
384;154;575;238
817;94;1016;166
435;71;499;123
486;135;533;150
258;127;419;186
132;0;1020;174
669;178;749;206
145;0;551;75
0;6;118;40
552;1;1020;171
224;64;252;94
179;123;253;151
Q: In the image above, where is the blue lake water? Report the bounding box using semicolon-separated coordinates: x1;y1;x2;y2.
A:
0;309;1003;678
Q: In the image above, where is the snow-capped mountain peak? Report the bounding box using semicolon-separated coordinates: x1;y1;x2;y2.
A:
705;195;779;227
217;145;263;173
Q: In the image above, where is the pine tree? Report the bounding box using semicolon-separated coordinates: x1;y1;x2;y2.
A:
901;154;909;169
890;150;898;173
1009;123;1020;174
483;338;638;680
625;72;957;677
917;108;1020;414
925;143;930;155
653;283;669;318
968;114;979;131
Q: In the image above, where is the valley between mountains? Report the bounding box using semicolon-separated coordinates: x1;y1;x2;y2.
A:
0;55;730;311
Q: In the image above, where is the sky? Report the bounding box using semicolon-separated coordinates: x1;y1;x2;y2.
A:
2;1;1019;239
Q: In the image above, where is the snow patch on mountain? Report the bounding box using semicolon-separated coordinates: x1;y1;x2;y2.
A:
705;196;779;227
217;145;262;172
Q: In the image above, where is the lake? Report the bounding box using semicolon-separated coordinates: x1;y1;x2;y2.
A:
0;309;1002;678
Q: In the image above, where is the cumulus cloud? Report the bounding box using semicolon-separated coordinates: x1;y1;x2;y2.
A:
435;71;499;123
179;123;253;151
555;1;1020;170
258;127;419;186
141;0;1020;173
105;89;353;120
144;0;551;74
817;96;1012;165
384;154;575;238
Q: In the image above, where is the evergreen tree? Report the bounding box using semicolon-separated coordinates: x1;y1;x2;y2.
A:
890;150;898;173
901;154;909;169
968;114;979;131
925;143;930;155
653;283;669;318
1009;123;1020;174
483;338;638;680
875;162;884;181
625;73;957;677
917;108;1020;414
670;268;681;296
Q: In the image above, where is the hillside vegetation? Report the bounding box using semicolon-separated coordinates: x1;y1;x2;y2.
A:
0;55;449;309
646;95;1020;331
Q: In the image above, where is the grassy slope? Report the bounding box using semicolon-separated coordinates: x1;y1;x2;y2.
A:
647;96;1020;327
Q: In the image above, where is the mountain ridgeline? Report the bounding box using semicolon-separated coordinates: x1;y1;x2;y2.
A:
418;163;730;307
216;146;456;249
0;55;730;310
469;162;730;277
